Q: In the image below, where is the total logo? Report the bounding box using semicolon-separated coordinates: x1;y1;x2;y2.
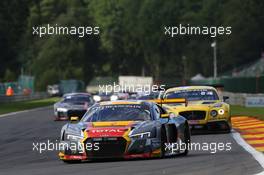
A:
91;128;125;133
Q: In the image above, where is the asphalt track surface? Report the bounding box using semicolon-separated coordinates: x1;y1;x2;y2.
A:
0;107;263;175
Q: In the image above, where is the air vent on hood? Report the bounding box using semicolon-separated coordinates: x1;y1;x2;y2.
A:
202;101;215;104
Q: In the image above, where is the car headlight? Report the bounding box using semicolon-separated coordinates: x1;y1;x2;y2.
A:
218;109;225;115
57;107;68;112
93;95;101;102
129;132;151;139
210;110;218;117
213;103;223;108
110;95;118;101
66;134;84;141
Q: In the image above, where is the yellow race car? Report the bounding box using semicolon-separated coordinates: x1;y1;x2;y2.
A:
162;86;231;132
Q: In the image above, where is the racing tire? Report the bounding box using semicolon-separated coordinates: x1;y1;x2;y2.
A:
160;127;167;158
225;120;232;133
221;121;231;133
224;127;231;133
181;123;190;156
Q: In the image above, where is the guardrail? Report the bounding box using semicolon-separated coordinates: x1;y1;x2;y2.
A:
222;91;264;106
0;92;49;103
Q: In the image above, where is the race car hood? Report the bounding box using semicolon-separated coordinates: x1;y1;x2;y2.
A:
65;120;156;139
86;121;135;138
69;104;88;110
165;100;221;111
188;100;220;106
85;121;153;138
56;102;88;110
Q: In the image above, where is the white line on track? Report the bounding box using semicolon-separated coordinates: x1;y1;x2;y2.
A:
232;130;264;174
0;106;51;118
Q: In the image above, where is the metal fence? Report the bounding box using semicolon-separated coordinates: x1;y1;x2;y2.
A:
222;91;264;106
0;92;48;103
0;75;35;95
18;75;34;93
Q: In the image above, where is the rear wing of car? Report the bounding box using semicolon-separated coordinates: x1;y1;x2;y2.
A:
148;98;188;107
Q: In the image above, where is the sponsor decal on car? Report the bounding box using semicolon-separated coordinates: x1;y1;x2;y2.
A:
88;127;128;137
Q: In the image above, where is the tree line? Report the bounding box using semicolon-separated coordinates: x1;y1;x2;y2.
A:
0;0;263;90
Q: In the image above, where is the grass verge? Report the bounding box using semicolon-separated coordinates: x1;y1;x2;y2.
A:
0;97;60;115
231;105;264;120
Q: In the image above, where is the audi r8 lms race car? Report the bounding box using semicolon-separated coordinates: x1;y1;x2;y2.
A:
58;100;190;162
54;93;95;121
163;86;231;132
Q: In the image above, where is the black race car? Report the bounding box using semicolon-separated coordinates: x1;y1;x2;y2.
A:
58;99;190;162
54;93;94;121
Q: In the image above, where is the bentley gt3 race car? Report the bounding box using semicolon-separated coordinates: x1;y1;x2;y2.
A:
163;86;231;132
58;100;190;162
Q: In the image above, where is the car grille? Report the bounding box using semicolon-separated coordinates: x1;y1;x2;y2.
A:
85;137;127;158
179;111;206;120
67;110;86;118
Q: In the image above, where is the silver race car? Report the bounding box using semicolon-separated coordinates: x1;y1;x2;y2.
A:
54;93;94;121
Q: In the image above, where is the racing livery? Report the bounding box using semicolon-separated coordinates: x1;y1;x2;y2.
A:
58;100;190;162
54;93;94;121
163;86;231;132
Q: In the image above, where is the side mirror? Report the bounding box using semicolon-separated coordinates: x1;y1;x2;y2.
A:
223;96;229;102
70;116;79;122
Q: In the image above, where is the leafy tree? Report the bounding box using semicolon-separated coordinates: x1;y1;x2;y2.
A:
0;0;31;78
22;0;101;90
1;0;264;89
4;69;16;82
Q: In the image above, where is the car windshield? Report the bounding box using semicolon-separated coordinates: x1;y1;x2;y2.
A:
82;104;151;122
63;96;92;103
165;89;219;101
137;92;160;100
98;92;112;96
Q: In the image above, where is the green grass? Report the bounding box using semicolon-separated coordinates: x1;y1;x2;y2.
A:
0;97;60;115
231;105;264;120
